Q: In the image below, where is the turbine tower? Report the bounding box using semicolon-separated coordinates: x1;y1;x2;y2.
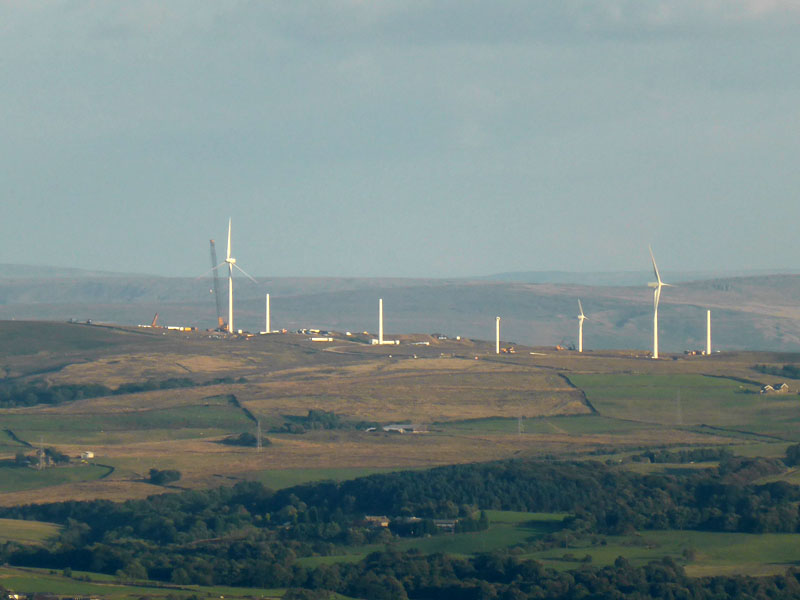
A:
647;246;671;359
496;316;500;354
706;309;711;356
212;219;257;334
378;298;384;345
265;293;271;334
577;300;587;353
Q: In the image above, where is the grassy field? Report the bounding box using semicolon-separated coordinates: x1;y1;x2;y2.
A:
0;464;112;493
0;402;253;446
0;518;61;544
571;373;800;441
437;415;651;436
0;429;28;456
523;530;800;576
0;321;146;358
299;511;569;568
0;566;349;599
297;508;800;576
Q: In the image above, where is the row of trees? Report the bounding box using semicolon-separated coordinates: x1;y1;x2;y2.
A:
271;409;378;435
754;363;800;379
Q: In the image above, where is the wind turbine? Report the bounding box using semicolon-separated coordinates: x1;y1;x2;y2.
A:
577;300;587;353
211;219;257;334
647;246;671;359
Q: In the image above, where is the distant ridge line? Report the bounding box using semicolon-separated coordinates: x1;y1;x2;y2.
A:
479;269;800;286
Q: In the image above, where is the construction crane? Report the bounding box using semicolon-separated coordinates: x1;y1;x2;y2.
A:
209;239;226;331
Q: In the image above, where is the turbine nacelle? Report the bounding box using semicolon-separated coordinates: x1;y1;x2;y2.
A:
648;246;672;359
220;218;258;334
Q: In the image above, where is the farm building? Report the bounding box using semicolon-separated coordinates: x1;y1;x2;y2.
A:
760;383;789;394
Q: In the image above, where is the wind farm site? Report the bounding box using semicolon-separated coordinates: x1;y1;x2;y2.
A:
3;225;800;591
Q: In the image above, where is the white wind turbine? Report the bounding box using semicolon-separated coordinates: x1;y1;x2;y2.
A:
577;300;587;353
647;246;671;359
211;219;257;334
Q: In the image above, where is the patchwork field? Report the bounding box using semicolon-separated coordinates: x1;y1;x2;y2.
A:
1;321;800;588
0;321;798;505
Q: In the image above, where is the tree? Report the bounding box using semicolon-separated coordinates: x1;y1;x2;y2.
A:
785;443;800;467
148;468;181;485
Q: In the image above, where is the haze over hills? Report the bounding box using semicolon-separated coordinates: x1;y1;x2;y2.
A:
482;269;800;286
0;264;150;279
1;264;800;352
4;264;797;286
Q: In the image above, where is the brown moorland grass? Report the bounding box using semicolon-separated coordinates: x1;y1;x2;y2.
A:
29;423;732;497
0;322;795;505
0;479;176;507
45;353;253;387
243;357;590;422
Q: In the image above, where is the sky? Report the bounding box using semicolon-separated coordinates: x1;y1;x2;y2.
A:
1;1;799;278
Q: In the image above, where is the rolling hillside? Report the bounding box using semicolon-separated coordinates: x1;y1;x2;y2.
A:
0;269;799;351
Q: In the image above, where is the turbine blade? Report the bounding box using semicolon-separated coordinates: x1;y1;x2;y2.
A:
195;262;227;280
227;218;232;260
234;263;258;283
649;245;662;284
578;299;584;317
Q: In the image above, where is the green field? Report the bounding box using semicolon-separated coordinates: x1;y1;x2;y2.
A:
0;429;28;456
523;529;800;576
0;566;361;599
0;403;253;445
0;464;112;493
0;566;305;599
437;414;650;436
298;511;569;568
571;373;800;440
0;321;146;358
0;518;61;544
297;508;800;577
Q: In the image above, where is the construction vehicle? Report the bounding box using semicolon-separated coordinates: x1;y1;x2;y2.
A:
209;239;227;331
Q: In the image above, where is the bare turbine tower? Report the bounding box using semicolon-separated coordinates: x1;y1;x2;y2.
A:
647;246;671;359
262;293;271;334
379;298;384;345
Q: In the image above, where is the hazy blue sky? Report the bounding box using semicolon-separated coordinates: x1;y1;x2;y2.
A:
2;1;799;277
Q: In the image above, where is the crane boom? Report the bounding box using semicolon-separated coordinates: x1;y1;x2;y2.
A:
209;239;225;330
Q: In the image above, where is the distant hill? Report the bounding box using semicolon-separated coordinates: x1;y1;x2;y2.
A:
1;267;799;352
0;264;151;279
481;269;800;286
